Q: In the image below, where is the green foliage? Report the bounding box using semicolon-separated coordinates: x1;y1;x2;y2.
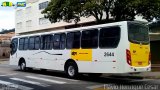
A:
42;0;82;23
0;28;15;34
42;0;160;24
136;0;160;21
111;0;137;21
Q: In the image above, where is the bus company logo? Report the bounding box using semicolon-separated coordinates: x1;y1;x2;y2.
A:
1;2;15;7
17;2;26;7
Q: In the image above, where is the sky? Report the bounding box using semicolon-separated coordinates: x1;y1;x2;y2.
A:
0;0;25;31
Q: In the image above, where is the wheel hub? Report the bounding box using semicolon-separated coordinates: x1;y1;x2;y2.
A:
68;66;75;76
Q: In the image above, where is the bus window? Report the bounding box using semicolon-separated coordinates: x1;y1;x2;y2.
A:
24;38;29;50
128;23;149;44
53;33;66;49
19;37;28;50
41;35;53;50
99;27;120;48
66;31;81;49
11;38;18;55
35;36;40;50
19;38;25;50
60;33;66;49
81;29;98;49
29;37;35;50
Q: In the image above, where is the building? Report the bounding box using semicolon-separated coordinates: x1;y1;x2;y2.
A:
16;0;98;35
15;0;147;35
0;32;15;58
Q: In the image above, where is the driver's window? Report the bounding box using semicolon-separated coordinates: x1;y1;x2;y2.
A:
11;38;18;55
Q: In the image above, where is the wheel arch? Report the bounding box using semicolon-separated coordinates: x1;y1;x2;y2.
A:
18;57;25;66
64;59;79;72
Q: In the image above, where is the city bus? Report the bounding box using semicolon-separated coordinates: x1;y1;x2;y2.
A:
10;21;151;78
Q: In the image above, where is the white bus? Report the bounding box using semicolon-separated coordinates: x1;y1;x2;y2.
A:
10;21;151;78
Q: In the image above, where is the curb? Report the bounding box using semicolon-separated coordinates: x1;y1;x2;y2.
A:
0;59;9;61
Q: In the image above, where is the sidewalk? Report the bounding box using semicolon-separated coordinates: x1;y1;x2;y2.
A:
0;58;9;65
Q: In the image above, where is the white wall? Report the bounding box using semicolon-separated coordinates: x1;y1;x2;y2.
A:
15;0;96;34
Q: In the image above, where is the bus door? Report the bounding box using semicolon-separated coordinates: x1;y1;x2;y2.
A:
10;38;18;61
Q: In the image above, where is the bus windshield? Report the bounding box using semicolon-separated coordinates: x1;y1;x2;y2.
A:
128;22;149;44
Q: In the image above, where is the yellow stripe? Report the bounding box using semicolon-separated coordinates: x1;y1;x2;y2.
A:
71;49;92;61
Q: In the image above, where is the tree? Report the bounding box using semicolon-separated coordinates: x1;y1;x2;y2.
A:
81;0;104;23
42;0;114;24
111;0;137;21
136;0;160;22
81;0;114;23
42;0;82;23
42;0;160;24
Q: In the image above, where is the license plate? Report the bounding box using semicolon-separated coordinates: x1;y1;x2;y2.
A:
138;62;142;65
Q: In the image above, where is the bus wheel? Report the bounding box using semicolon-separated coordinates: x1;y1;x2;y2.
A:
66;62;78;78
20;61;26;71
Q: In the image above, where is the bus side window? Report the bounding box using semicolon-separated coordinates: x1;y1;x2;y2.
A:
53;34;60;49
99;27;120;48
11;38;18;55
19;37;28;50
41;35;53;50
53;33;66;50
35;36;40;50
29;36;40;50
81;29;98;49
24;38;29;50
19;38;25;50
66;31;81;49
60;33;66;49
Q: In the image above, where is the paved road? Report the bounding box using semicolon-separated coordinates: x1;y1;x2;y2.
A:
0;63;160;90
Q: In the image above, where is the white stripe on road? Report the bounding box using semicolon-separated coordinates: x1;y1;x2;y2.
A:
26;76;66;84
0;73;18;77
10;78;50;87
38;75;79;82
0;80;33;90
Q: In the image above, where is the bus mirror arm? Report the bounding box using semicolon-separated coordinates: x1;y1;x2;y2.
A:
10;44;12;48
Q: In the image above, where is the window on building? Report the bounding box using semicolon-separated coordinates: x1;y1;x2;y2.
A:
53;33;66;49
39;17;50;25
39;1;48;10
66;31;81;49
17;22;22;29
16;10;22;17
99;27;121;48
26;20;32;27
81;29;98;49
41;35;53;50
26;6;32;14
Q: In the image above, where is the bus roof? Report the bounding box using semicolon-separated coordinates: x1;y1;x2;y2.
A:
12;21;142;39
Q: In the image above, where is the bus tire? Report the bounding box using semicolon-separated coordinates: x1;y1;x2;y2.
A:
19;60;26;71
66;62;78;78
